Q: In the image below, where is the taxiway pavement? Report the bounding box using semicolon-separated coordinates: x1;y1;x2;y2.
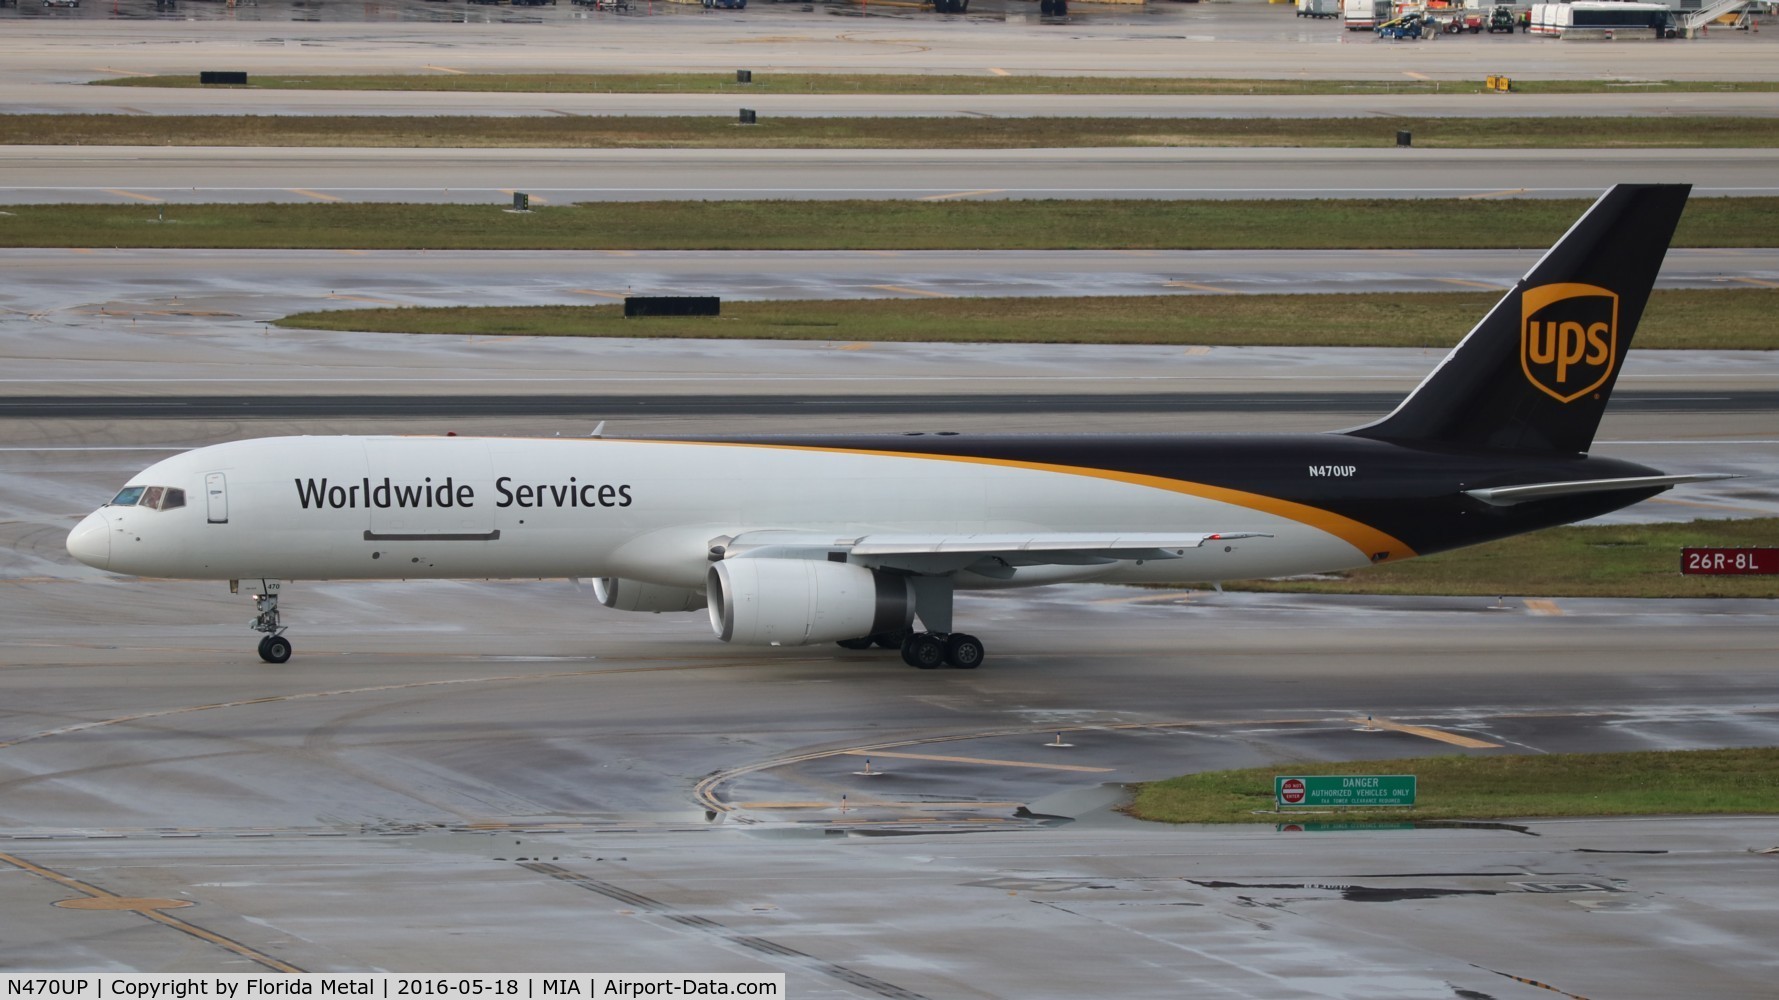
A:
6;146;1778;204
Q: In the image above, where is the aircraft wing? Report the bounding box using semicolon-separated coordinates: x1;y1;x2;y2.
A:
724;530;1270;573
1462;473;1736;507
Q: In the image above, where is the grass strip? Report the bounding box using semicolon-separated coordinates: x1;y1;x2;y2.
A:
1233;518;1779;600
7;114;1779;149
5;198;1777;250
92;73;1779;96
1127;747;1779;824
274;289;1779;352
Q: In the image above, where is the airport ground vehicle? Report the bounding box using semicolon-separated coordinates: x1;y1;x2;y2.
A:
1297;0;1342;18
67;187;1723;670
1343;0;1392;28
1530;1;1677;35
1378;10;1436;36
1488;4;1519;30
701;0;747;8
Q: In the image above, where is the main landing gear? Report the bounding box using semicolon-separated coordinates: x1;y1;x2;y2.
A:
836;629;985;669
249;580;292;663
903;631;984;670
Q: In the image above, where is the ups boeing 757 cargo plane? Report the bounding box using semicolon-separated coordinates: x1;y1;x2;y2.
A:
67;184;1727;668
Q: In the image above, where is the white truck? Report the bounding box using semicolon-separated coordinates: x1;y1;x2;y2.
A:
1343;0;1392;28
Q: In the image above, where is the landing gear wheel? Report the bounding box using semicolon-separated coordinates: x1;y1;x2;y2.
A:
944;633;984;669
836;636;875;650
258;634;292;664
901;633;946;669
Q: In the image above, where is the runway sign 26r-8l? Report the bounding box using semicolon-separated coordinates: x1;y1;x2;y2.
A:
1681;548;1778;575
1276;775;1417;809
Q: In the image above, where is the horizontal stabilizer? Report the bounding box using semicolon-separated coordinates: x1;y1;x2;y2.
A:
1463;473;1736;507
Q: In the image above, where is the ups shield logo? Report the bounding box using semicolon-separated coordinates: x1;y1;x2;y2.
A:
1521;282;1619;403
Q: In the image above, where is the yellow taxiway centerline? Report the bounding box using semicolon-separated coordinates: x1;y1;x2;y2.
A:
843;749;1114;773
102;189;163;203
1357;717;1502;749
920;189;1004;201
867;284;952;298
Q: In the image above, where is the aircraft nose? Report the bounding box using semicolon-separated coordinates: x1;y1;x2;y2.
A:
66;510;112;570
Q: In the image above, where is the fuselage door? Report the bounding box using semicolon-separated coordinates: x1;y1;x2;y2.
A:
205;472;229;524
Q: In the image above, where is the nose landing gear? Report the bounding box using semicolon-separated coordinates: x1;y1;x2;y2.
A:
250;580;292;663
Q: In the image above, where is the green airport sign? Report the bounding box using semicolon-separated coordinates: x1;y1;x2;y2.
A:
1276;774;1417;808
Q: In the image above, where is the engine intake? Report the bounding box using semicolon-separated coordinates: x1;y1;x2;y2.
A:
707;558;914;646
594;576;706;614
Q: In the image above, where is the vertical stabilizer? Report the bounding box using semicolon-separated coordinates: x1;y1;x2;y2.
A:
1348;184;1691;455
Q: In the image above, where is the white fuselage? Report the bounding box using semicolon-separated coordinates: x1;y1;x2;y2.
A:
68;435;1376;589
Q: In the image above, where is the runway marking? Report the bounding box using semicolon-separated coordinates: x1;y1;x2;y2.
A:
1357;717;1502;749
1183;346;1213;356
287;187;342;203
1524;599;1565;617
424;65;469;75
94;67;157;77
569;288;628;299
841;749;1114;773
1731;276;1779;288
501;189;549;205
0;851;304;973
867;283;952;298
1435;277;1508;290
333;249;368;256
987;67;1011;76
835;342;873;351
596;250;638;257
1402;71;1432;81
1164;280;1237;294
101;189;162;204
1461;188;1533;200
919;189;1003;201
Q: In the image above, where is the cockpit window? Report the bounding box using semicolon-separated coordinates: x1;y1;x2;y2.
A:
109;485;186;510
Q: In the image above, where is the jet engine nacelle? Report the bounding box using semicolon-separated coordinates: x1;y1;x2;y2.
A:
707;558;914;646
594;576;707;613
